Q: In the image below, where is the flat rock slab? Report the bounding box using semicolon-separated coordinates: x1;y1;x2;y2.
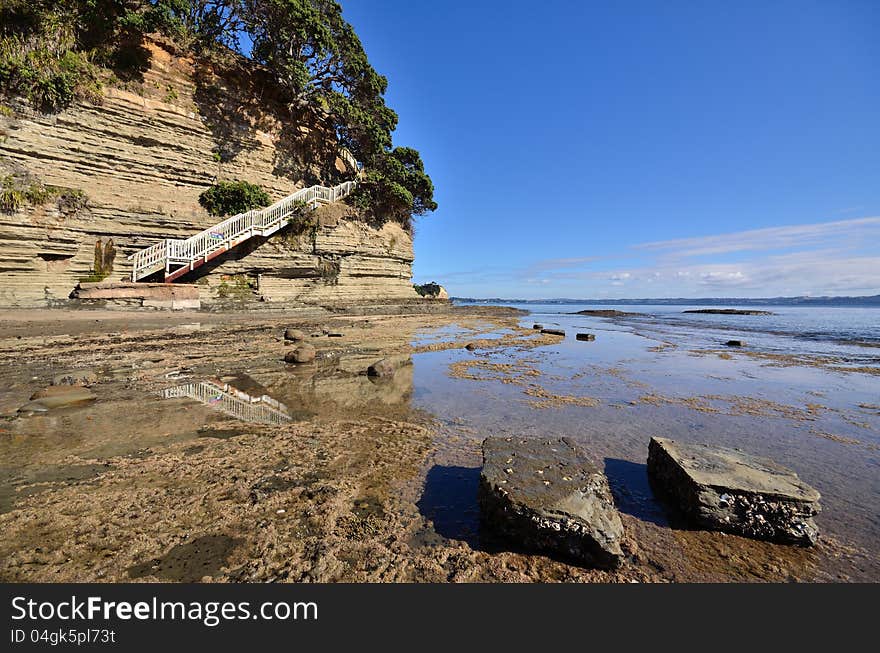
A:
480;437;624;568
20;386;96;412
540;328;565;337
647;437;820;546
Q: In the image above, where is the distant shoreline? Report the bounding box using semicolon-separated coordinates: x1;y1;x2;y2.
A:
451;294;880;307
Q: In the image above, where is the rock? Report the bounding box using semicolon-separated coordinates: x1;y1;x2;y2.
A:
20;386;96;412
284;344;316;364
479;437;625;569
367;358;396;378
725;340;745;347
327;332;344;338
283;328;307;342
647;437;820;546
532;324;543;330
51;370;98;386
576;333;596;341
465;343;477;351
540;328;565;337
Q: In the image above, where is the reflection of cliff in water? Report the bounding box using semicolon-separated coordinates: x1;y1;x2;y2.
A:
258;352;414;418
162;351;414;424
162;379;291;425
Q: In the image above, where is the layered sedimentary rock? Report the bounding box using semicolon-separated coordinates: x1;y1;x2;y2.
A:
479;437;625;569
647;437;821;545
0;38;418;308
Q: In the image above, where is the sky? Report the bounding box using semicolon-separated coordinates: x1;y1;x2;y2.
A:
342;0;880;299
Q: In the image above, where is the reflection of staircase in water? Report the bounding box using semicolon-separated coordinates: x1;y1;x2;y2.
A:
162;380;290;425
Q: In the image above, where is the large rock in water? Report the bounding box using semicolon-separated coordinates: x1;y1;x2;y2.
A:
479;437;625;569
647;437;820;546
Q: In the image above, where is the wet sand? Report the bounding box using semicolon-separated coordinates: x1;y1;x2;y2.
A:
0;307;877;582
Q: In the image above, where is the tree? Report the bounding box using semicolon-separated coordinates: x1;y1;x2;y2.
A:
350;146;436;227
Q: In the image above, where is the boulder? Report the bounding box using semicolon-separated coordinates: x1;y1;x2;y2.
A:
541;328;565;337
532;324;543;330
479;437;625;569
647;437;820;546
725;340;745;347
283;328;307;342
465;343;477;351
327;332;344;338
284;344;316;364
51;370;98;386
367;358;396;378
576;333;596;341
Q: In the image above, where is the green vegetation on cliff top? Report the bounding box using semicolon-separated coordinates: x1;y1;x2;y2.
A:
0;0;435;225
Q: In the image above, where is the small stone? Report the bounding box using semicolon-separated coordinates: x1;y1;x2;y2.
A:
51;370;98;387
541;328;565;337
725;340;745;347
283;328;307;342
576;333;596;341
465;343;477;351
367;358;395;378
533;324;543;330
284;344;316;364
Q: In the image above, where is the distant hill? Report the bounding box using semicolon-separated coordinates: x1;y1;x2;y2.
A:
451;295;880;307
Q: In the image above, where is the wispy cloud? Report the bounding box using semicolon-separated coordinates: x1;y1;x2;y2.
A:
635;217;880;259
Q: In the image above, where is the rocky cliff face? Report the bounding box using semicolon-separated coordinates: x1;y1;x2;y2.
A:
0;38;418;308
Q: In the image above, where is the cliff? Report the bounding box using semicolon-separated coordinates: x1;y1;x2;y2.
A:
0;38;419;308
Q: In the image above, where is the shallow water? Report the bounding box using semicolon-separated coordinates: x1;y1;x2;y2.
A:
488;303;880;362
410;309;880;579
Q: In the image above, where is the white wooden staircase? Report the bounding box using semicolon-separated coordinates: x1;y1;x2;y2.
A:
129;158;359;282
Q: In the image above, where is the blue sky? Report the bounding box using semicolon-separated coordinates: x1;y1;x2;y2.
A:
342;1;880;298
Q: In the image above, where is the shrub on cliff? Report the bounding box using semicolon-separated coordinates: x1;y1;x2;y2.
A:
413;282;442;298
198;180;271;217
0;0;173;111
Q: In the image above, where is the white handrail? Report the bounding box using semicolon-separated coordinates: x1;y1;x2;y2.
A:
128;173;359;281
163;380;291;424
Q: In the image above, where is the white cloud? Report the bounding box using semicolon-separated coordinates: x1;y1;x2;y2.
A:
635;217;880;259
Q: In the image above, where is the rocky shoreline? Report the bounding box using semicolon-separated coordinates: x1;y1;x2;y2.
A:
0;305;876;582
